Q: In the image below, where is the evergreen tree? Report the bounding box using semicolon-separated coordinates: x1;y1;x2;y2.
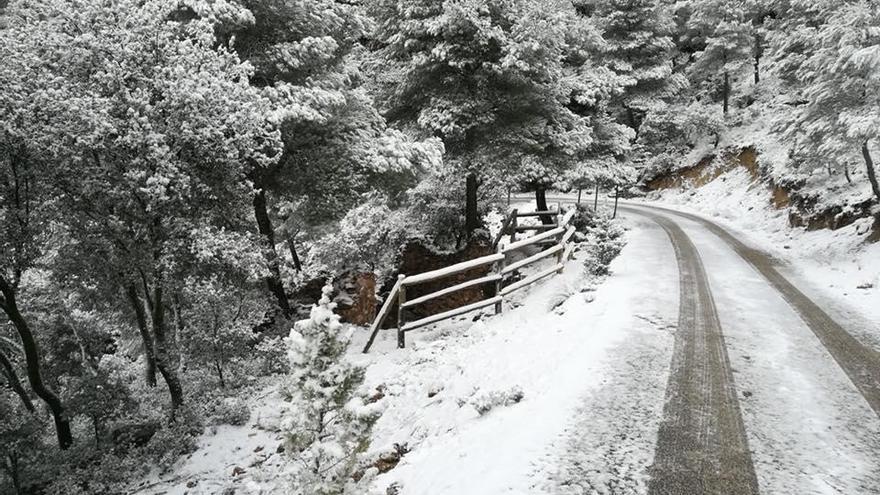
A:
583;0;683;135
773;0;880;201
280;284;380;494
686;0;755;115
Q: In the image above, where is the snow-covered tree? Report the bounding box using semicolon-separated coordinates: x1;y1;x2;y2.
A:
280;284;380;494
686;0;756;115
372;0;609;233
0;0;281;417
213;0;442;314
581;0;683;135
773;0;880;202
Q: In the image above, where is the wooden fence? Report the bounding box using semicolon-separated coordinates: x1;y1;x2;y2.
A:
362;206;577;353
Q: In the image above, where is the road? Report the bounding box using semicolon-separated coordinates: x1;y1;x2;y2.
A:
540;197;880;495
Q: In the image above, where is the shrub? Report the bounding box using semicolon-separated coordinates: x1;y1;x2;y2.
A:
206;397;251;427
471;386;525;416
568;203;598;234
583;216;626;276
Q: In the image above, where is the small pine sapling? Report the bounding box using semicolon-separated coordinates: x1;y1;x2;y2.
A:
280;284;381;494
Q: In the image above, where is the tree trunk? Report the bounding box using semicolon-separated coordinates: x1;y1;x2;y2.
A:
0;275;73;449
465;172;480;235
253;187;291;315
593;184;599;210
93;416;101;448
287;237;302;272
0;349;35;412
844;163;852;184
535;187;554;225
862;141;880;203
626;106;640;140
754;34;762;84
613;186;620;219
577;188;582;204
723;71;730;115
6;453;21;495
125;284;157;387
150;285;184;418
215;361;226;390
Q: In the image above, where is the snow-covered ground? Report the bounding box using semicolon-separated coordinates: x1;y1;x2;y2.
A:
350;211;678;494
130;179;880;495
646;168;880;346
131;201;674;495
658;208;880;494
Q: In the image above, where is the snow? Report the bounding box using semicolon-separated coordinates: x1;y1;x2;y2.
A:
661;209;880;494
133;385;287;495
647;166;880;345
349;211;679;495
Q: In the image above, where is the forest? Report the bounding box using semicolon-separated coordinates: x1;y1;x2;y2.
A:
1;0;878;493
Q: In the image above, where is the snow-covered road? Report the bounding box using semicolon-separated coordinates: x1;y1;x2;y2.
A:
624;203;880;495
371;195;880;495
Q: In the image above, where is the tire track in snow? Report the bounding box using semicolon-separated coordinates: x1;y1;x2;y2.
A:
625;207;760;495
537;215;676;495
638;203;880;418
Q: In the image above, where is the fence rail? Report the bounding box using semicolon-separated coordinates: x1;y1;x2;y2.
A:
362;205;578;353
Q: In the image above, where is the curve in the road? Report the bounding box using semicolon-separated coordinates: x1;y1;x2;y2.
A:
635;202;880;419
624;207;760;495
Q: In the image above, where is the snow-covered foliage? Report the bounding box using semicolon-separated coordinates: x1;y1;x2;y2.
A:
278;285;381;494
470;386;526;416
583;216;627;276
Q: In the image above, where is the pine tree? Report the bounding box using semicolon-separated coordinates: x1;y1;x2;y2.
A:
685;0;755;115
584;0;682;135
280;284;381;494
773;0;880;202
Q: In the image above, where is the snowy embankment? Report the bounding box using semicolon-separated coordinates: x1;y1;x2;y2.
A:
131;204;673;495
349;209;678;494
647;167;880;344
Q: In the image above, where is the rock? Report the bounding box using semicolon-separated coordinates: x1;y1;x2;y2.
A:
857;282;874;289
374;444;409;474
427;385;443;398
253;445;264;453
337;272;378;326
387;482;403;495
276;444;285;454
232;466;246;477
186;480;198;488
367;385;386;404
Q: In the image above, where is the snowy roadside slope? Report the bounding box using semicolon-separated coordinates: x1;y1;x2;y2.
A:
132;385;288;495
351;213;678;495
647;168;880;344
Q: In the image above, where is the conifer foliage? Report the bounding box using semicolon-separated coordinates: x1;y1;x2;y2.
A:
280;284;380;494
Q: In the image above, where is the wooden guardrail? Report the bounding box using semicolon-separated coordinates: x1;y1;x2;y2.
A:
362;206;578;352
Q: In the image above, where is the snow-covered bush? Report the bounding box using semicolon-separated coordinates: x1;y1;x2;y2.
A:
279;285;381;494
583;217;626;276
206;397;251;427
307;198;413;278
569;203;599;235
470;386;525;416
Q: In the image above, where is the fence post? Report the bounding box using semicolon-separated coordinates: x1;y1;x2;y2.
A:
396;275;407;349
494;249;506;314
510;209;518;243
556;239;566;274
